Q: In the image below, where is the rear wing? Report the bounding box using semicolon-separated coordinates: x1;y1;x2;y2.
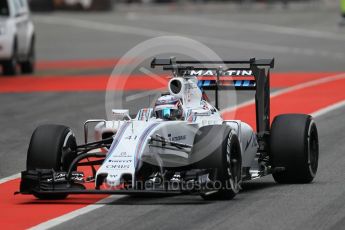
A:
151;57;274;68
151;57;273;90
151;57;274;141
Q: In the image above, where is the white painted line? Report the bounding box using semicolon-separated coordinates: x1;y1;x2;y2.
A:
312;99;345;118
125;67;167;102
269;72;345;98
29;195;126;230
126;89;160;102
222;73;345;114
0;173;20;184
35;16;345;59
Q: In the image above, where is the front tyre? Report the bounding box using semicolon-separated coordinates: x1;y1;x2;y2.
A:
27;124;77;199
192;125;242;200
271;114;319;183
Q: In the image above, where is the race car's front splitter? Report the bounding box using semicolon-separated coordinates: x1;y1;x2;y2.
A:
17;169;205;197
17;188;184;196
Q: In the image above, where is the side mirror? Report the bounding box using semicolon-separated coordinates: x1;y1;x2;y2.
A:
112;109;131;120
192;109;211;116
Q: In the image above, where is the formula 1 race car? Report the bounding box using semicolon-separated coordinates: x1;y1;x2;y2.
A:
18;57;319;200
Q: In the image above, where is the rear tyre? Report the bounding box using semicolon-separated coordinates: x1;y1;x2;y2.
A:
191;125;242;200
27;124;77;199
271;114;319;183
21;38;35;74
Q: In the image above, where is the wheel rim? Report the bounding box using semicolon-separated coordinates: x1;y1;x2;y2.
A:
308;122;319;177
226;133;241;193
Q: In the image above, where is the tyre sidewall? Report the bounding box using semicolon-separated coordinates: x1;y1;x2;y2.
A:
271;114;319;183
192;125;242;200
27;125;76;171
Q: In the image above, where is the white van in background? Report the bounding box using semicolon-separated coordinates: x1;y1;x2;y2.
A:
0;0;35;76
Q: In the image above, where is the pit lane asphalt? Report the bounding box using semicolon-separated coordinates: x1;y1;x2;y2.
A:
1;2;345;229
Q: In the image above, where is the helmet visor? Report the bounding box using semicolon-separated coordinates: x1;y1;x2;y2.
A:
156;108;180;120
162;108;171;119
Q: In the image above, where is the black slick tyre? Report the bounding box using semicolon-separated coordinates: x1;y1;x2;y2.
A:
271;114;319;183
27;124;77;199
191;125;242;200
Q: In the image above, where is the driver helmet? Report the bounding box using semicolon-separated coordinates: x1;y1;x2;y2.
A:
154;95;183;120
